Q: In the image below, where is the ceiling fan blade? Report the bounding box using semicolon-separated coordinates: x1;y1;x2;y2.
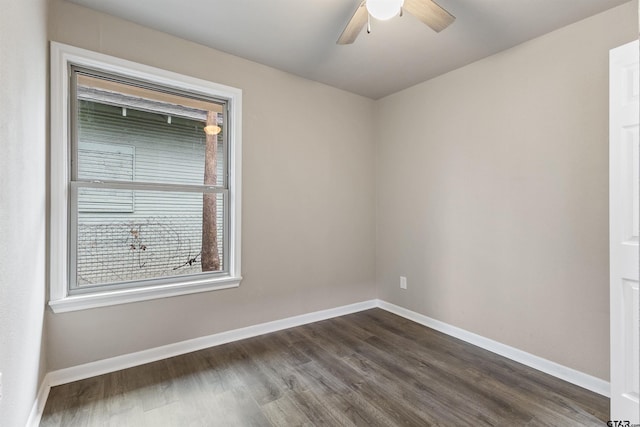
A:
337;1;368;45
403;0;455;33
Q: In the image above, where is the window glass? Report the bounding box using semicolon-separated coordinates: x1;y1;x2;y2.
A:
70;68;228;292
78;142;134;213
76;188;225;287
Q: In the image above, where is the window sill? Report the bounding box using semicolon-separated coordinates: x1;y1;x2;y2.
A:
49;276;242;313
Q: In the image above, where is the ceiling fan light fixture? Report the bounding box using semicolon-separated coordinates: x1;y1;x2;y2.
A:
366;0;404;21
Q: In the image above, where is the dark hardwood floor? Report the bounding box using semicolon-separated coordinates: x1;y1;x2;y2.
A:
40;309;609;426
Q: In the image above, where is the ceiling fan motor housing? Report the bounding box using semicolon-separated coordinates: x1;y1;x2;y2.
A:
366;0;405;20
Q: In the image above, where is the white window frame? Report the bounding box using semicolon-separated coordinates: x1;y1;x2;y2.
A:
50;42;242;313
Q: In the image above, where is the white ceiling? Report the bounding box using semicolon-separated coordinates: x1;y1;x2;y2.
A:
67;0;630;99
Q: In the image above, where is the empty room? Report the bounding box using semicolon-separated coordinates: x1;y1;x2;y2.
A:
1;0;638;426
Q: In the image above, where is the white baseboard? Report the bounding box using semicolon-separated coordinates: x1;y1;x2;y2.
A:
25;376;52;427
45;299;377;388
377;300;610;397
28;297;610;426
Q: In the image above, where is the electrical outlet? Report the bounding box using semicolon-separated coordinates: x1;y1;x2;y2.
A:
400;276;407;289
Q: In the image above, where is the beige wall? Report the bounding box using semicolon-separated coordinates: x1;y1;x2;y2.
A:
375;1;637;380
46;0;376;370
0;0;48;425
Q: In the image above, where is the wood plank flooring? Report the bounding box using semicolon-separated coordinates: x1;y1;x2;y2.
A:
40;309;609;426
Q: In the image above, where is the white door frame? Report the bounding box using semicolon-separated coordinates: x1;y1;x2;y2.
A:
610;39;640;423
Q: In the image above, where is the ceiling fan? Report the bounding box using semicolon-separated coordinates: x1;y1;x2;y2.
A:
337;0;455;44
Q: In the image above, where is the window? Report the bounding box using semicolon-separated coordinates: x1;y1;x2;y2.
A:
50;42;242;312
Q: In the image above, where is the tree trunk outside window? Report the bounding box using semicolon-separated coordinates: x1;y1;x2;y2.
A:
201;111;220;271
